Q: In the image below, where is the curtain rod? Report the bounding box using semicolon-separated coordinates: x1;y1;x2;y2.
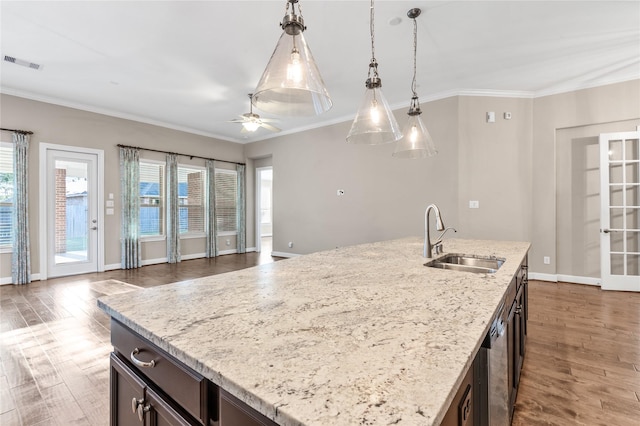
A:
116;144;245;166
0;127;33;135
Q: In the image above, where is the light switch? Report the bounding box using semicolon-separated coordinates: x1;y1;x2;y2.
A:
486;112;495;123
106;208;114;215
469;200;480;209
108;193;114;199
106;200;114;207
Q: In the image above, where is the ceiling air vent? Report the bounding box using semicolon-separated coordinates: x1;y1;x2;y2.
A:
3;55;43;70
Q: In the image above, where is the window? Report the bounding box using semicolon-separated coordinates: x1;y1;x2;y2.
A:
178;166;205;235
215;169;237;234
140;161;164;237
0;143;12;247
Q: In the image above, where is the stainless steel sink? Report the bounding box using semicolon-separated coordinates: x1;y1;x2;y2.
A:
425;253;506;274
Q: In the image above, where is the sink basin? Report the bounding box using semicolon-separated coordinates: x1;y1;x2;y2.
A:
425;253;505;274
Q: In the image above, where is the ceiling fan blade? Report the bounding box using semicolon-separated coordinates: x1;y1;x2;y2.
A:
228;118;246;123
260;123;281;133
257;118;279;123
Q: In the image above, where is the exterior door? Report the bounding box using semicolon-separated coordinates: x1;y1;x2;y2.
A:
599;129;640;291
41;145;103;278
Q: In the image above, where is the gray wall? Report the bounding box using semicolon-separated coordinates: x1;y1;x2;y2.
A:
244;97;460;255
532;80;640;276
0;94;244;278
244;95;534;256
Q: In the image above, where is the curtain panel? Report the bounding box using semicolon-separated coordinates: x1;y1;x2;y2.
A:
236;164;246;254
119;146;141;269
166;154;180;263
11;132;31;284
205;160;218;258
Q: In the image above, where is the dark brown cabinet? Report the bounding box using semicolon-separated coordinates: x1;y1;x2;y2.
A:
507;256;528;421
109;320;213;426
219;389;278;426
509;258;529;416
441;354;476;426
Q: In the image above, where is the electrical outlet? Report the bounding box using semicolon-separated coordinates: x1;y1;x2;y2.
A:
544;256;550;265
226;239;231;246
469;200;479;209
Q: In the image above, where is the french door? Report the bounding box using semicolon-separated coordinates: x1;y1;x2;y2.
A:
40;144;104;279
599;129;640;292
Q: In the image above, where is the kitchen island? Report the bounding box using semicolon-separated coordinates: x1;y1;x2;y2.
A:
98;237;530;426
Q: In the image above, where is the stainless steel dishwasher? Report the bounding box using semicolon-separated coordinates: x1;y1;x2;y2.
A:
478;299;510;426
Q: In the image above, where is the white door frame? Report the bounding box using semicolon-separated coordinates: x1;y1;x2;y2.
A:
39;143;105;280
255;166;272;253
599;128;640;291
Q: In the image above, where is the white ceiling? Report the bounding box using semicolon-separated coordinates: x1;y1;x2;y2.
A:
1;1;639;144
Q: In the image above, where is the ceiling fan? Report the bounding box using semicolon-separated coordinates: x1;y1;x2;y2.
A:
228;94;281;133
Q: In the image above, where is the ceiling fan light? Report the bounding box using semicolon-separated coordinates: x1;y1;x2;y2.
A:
253;4;332;117
242;121;261;132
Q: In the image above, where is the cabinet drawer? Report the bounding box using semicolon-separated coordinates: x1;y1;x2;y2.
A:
111;319;208;424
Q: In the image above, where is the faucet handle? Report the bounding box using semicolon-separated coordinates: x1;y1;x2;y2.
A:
434;242;444;255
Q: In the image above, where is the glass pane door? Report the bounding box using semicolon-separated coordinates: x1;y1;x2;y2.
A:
600;130;640;291
47;149;99;278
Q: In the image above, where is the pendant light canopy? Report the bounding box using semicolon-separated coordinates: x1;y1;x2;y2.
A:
393;8;437;159
346;0;401;145
253;0;332;117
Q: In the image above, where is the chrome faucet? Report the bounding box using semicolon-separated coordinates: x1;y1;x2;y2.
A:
424;204;457;258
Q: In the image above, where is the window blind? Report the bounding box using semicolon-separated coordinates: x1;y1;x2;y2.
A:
215;169;237;233
178;166;205;234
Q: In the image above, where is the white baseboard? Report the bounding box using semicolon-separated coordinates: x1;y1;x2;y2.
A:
528;272;558;282
141;257;169;266
557;274;601;286
217;249;238;256
529;272;601;286
181;253;206;261
1;273;42;285
271;251;300;258
105;263;121;271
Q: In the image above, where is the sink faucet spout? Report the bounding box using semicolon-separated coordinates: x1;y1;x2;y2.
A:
424;204;446;258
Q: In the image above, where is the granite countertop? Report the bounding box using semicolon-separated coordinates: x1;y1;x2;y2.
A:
98;237;530;426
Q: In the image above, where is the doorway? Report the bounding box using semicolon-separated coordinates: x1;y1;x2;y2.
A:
39;144;104;279
255;166;273;256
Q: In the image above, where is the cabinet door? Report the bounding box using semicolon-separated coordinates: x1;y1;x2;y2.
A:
145;387;200;426
110;353;146;426
219;389;278;426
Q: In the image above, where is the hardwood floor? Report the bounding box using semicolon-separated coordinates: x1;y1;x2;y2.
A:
512;281;640;426
1;252;639;425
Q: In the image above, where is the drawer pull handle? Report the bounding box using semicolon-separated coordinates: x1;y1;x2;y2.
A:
130;348;155;368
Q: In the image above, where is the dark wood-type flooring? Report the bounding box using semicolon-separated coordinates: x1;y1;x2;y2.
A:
1;250;639;425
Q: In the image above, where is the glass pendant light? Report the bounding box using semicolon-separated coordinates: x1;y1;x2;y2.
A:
393;8;437;159
346;0;402;145
253;0;332;117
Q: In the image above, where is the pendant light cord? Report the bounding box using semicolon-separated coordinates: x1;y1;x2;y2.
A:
411;16;418;97
370;0;376;62
368;0;379;80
